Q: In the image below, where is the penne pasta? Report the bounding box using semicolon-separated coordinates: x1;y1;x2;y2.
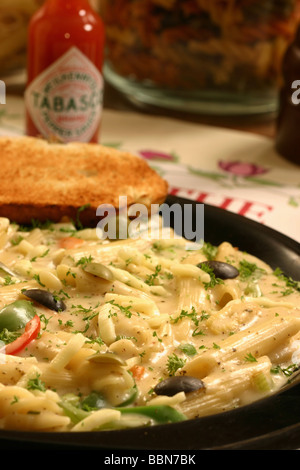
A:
181;357;273;418
182;316;300;378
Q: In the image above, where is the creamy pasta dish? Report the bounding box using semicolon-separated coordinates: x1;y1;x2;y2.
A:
0;215;299;432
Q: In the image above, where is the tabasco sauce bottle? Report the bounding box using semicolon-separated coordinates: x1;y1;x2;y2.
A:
25;0;105;143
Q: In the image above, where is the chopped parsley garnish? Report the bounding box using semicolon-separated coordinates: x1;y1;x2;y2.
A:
106;299;133;318
238;260;266;281
166;353;186;376
70;303;100;334
54;289;71;300
17;219;54;232
85;335;104;347
58;319;74;328
153;331;162;342
26;373;47;392
66;268;76;279
200;263;224;290
192;327;205;337
171;307;208;338
11;235;24;246
0;328;21;345
201;242;218;260
31;249;50;262
116;334;138;342
271;363;299;377
3;276;16;286
244;352;257;362
281;288;294;297
171;307;198;325
145;265;162;286
39;314;52;330
273;268;300;293
76;255;93;268
33;274;46;287
59;227;77;235
152;242;164;253
75;204;91;230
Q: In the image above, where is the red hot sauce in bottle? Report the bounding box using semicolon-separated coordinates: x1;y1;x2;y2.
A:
25;0;105;143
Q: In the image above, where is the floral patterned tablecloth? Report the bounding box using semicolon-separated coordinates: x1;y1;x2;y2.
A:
1;95;300;243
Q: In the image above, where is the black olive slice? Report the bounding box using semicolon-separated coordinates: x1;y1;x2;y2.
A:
23;289;67;312
154;376;205;397
198;260;239;279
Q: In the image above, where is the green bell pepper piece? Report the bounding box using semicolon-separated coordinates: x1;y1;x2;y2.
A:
81;391;107;411
59;400;186;427
59;398;90;424
0;300;36;332
117;385;138;407
116;405;187;424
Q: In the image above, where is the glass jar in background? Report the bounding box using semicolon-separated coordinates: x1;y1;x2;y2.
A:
101;0;300;115
0;0;45;78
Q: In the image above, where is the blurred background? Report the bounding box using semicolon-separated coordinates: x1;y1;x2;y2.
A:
1;0;300;134
0;0;99;79
100;0;300;116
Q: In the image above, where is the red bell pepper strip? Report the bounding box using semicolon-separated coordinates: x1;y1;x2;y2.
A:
129;365;145;380
4;315;41;355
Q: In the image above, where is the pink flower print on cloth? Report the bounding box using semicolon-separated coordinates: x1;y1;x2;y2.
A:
218;161;269;177
139;150;179;162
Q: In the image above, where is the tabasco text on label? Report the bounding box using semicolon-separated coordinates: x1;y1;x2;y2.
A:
25;47;103;142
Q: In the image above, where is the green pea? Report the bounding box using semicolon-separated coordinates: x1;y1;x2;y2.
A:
0;300;36;332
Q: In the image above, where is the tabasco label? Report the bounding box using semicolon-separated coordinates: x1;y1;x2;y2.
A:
25;47;103;143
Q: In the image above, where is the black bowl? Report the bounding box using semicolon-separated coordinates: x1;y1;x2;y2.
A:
0;196;299;451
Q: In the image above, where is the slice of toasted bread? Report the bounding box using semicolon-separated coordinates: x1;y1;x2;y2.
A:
0;136;168;226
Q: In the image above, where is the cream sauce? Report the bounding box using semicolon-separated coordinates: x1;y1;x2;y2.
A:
0;219;299;429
